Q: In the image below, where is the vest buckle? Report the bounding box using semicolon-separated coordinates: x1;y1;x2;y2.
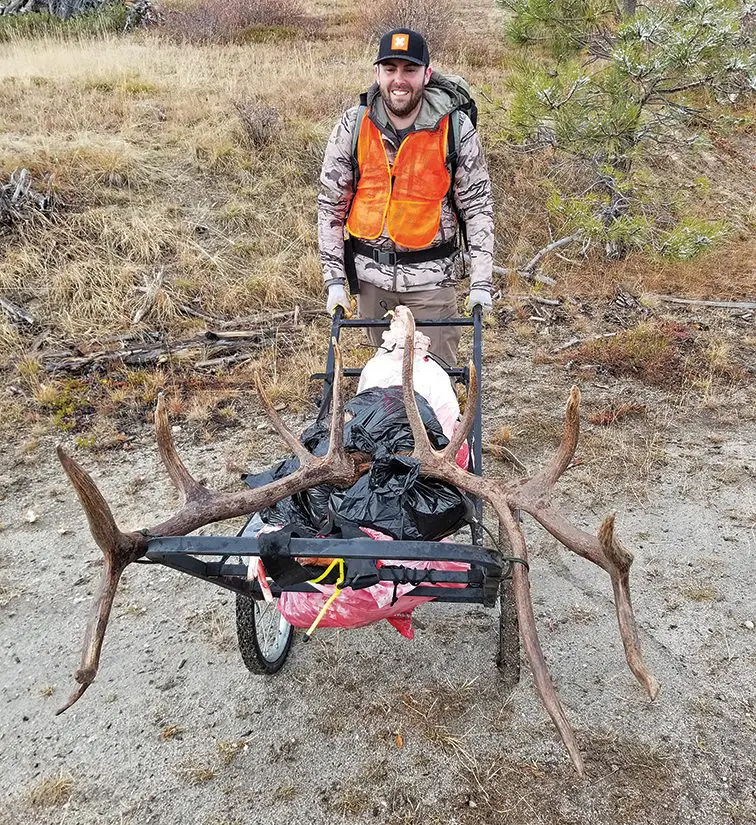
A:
372;248;396;266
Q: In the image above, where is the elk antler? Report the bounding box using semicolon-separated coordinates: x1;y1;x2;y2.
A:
395;306;659;776
57;341;363;714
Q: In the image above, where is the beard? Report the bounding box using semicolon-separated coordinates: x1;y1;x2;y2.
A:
380;84;424;118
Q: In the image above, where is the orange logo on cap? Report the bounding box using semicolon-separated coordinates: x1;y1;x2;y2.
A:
391;33;409;51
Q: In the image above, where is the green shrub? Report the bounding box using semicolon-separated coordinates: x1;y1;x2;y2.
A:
0;3;128;41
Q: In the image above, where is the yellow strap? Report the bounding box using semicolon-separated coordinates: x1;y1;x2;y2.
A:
308;557;342;585
304;558;345;641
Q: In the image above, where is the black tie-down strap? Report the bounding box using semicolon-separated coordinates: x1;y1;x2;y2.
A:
257;525;382;590
256;525;528;606
257;526;316;586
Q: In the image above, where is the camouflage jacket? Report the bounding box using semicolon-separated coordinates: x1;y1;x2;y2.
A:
318;73;494;294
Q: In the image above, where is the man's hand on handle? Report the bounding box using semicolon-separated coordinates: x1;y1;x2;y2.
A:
326;284;354;318
465;286;493;316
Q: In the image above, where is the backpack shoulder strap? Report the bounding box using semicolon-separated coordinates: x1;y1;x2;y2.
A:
351;93;368;190
446;110;470;253
446;109;461;182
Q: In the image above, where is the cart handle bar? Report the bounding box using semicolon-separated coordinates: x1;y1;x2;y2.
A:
146;535;503;570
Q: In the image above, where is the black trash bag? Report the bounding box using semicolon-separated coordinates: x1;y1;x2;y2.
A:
242;386;464;538
243;456;334;532
330;455;473;542
341;387;449;457
241;456;309;527
298;387;448;457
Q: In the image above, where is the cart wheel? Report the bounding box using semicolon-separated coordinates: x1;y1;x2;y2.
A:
236;593;294;675
496;578;520;690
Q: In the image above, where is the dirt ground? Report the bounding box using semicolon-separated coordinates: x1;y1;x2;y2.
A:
1;302;755;825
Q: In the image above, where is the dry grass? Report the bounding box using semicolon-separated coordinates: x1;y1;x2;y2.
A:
569;319;746;392
161;0;319;44
678;581;720;602
556;238;756;300
186;600;234;649
159;723;185;740
572;321;686;387
177;762;217;784
26;771;74;808
588;402;647;426
452;728;677;824
489;424;513;445
217;739;249;764
571;411;670;505
0;11;753;442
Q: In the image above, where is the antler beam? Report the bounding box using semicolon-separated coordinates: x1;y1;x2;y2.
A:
57;343;363;713
394;306;658;775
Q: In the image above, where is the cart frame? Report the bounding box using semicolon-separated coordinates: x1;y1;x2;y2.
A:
138;309;520;681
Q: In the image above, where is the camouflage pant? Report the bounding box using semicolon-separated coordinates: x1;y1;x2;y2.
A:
356;281;462;367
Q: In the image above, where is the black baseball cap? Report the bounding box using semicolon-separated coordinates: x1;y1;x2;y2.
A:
374;29;430;67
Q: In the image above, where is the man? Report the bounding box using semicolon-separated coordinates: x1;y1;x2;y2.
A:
318;28;494;365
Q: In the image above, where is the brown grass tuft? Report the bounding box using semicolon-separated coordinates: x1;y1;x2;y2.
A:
233;98;280;150
177;763;216;784
217;739;249;764
588;402;647;426
159;724;185;740
490;424;513;445
678;582;720;602
571;321;686;388
570;319;747;392
26;772;74;808
186;601;233;649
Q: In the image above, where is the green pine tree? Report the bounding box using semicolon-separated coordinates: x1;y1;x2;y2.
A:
500;0;754;263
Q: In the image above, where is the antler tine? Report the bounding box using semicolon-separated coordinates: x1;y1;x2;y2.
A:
392;310;585;772
325;339;346;458
599;516;660;700
55;553;129;715
253;371;310;465
56;447;145;714
498;508;585;776
548;385;580;483
56;350;368;711
512;498;660;700
509;389;660;703
399;307;435;460
443;360;477;460
155;394;211;503
57;446;125;554
529;385;581;492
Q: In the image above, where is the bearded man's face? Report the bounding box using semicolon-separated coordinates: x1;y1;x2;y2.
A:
375;59;431;118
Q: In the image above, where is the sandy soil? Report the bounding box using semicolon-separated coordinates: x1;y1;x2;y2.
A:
1;304;755;825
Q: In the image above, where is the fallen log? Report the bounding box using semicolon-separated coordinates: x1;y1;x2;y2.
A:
0;168;55;227
40;323;307;373
651;294;756;311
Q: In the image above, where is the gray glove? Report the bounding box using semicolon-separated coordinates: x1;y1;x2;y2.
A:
326;284;352;317
465;287;493;315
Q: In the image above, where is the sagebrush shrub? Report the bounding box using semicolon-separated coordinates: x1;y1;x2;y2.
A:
233;100;280;150
161;0;316;44
356;0;454;54
0;2;127;40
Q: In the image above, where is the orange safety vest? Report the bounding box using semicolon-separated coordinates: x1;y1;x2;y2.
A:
346;113;451;250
